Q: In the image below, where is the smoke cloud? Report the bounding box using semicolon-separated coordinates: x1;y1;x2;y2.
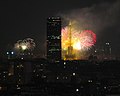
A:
60;1;120;38
59;0;120;55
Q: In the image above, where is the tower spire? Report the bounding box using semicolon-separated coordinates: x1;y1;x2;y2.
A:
65;21;75;60
69;21;72;47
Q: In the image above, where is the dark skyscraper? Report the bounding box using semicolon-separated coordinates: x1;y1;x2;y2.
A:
47;17;61;61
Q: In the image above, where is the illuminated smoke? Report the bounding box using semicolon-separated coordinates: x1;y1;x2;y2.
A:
62;26;96;51
61;23;96;60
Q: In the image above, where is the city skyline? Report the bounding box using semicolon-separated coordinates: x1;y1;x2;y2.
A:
0;0;120;57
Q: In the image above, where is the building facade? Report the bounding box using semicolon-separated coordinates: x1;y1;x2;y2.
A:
46;17;61;61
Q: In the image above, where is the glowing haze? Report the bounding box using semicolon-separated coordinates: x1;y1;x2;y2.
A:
59;0;120;57
61;21;96;60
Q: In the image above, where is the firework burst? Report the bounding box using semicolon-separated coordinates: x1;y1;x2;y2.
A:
79;30;96;50
14;38;36;51
61;25;96;60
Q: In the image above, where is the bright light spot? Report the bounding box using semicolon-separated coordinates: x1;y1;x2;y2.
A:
95;50;97;53
57;77;59;79
42;75;46;78
17;87;21;90
17;65;19;68
0;86;2;90
21;45;27;50
64;62;66;65
76;89;79;92
73;42;81;50
73;73;76;76
88;80;92;83
106;42;110;45
7;52;9;55
3;71;6;73
104;87;107;89
33;70;36;72
8;73;12;76
11;52;14;54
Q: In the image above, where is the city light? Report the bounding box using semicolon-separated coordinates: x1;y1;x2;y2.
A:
76;89;79;92
73;73;76;76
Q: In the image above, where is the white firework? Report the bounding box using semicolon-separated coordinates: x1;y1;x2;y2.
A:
14;38;36;51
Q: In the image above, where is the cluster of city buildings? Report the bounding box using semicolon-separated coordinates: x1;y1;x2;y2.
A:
4;16;114;61
0;17;119;95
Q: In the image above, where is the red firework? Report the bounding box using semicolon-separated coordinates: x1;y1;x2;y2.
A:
79;30;96;48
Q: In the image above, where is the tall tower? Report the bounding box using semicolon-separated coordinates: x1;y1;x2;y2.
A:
65;21;75;60
47;17;61;61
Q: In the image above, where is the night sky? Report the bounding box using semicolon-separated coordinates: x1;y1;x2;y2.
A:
0;0;119;56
